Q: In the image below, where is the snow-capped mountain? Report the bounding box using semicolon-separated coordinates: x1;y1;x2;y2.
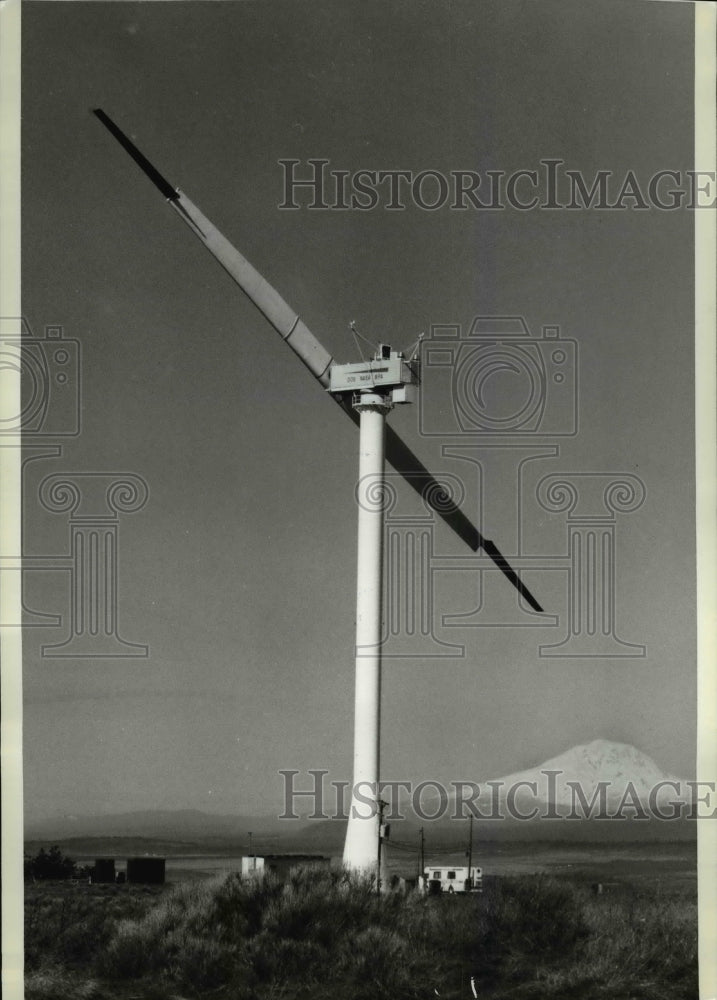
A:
402;739;695;841
475;739;689;811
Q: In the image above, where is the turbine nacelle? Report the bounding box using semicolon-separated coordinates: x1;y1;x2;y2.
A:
329;344;419;407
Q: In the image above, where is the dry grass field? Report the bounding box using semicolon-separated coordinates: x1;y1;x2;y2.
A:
24;867;697;1000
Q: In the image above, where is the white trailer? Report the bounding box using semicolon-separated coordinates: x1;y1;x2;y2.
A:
423;864;483;894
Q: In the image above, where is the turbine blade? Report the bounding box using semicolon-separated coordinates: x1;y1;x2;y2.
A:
93;108;334;387
383;425;544;613
479;539;543;613
336;396;543;613
93;110;543;613
92;109;178;202
383;423;480;550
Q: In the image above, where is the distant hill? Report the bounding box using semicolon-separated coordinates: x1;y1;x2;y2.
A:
24;808;301;846
23;835;205;858
25;740;695;852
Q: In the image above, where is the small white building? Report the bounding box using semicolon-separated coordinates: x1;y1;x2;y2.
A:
423;864;483;894
240;855;331;880
241;856;265;877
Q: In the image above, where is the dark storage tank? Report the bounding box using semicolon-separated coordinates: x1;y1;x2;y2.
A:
92;858;116;884
126;857;165;884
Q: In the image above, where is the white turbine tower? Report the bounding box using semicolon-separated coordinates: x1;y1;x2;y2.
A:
93;110;543;878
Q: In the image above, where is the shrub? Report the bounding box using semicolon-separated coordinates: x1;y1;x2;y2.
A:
24;846;76;881
28;866;697;1000
24;883;153;971
25;969;105;1000
98;873;282;991
339;925;417;999
484;876;590;962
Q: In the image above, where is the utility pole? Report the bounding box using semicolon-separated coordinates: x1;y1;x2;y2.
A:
419;826;425;889
377;798;388;895
466;814;473;891
248;831;254;870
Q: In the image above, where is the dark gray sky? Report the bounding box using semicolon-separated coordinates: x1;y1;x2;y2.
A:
21;0;697;821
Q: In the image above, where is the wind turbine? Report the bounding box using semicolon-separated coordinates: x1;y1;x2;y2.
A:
92;110;543;876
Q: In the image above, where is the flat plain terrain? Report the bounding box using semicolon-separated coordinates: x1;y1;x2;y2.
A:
23;840;697;1000
109;838;695;893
